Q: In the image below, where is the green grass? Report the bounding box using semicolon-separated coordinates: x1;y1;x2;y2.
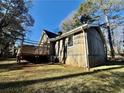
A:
0;59;124;93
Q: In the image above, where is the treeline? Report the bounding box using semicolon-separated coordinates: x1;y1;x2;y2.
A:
0;0;34;57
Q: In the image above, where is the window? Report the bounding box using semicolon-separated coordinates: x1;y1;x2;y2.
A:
68;35;73;46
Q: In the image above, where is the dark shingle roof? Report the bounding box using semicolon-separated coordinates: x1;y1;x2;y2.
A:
43;29;58;38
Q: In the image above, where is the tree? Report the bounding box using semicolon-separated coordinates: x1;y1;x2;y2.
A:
60;1;96;32
87;0;124;58
60;11;80;32
0;0;34;56
60;0;124;58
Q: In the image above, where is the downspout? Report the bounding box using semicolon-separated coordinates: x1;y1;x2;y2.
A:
82;28;90;71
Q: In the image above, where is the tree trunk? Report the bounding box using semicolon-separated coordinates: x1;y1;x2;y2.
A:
107;25;115;58
105;14;115;58
100;0;115;58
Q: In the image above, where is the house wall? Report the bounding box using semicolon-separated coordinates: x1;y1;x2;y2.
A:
55;31;88;67
87;28;106;67
39;33;50;55
39;33;50;46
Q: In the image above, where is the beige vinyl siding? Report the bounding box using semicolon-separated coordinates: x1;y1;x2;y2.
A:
55;31;88;67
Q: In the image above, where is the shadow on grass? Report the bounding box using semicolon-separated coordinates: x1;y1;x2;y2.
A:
0;65;123;89
0;63;22;72
0;62;30;71
105;60;124;66
0;62;50;72
0;58;16;61
0;61;56;72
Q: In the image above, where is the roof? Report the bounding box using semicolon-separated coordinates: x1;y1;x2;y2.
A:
44;29;58;38
38;24;105;45
50;24;88;41
49;24;105;44
38;29;58;45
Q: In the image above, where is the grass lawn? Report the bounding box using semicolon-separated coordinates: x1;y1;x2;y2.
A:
0;59;124;93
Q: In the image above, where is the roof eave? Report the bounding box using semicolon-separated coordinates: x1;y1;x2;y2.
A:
50;24;88;42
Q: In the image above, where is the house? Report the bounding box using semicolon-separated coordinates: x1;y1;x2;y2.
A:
38;29;58;56
39;24;107;68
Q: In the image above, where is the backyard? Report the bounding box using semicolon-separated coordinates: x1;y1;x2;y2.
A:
0;58;124;93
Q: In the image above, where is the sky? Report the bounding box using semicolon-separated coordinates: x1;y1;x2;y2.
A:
27;0;82;43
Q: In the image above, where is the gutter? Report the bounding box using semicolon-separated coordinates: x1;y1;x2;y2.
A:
49;24;88;42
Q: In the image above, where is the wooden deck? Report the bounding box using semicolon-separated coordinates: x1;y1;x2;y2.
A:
17;45;50;63
17;45;50;56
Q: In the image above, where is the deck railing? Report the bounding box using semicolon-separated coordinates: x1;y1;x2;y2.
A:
35;46;50;55
18;44;50;56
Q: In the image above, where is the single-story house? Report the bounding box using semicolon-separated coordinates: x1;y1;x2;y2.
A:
39;24;107;68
